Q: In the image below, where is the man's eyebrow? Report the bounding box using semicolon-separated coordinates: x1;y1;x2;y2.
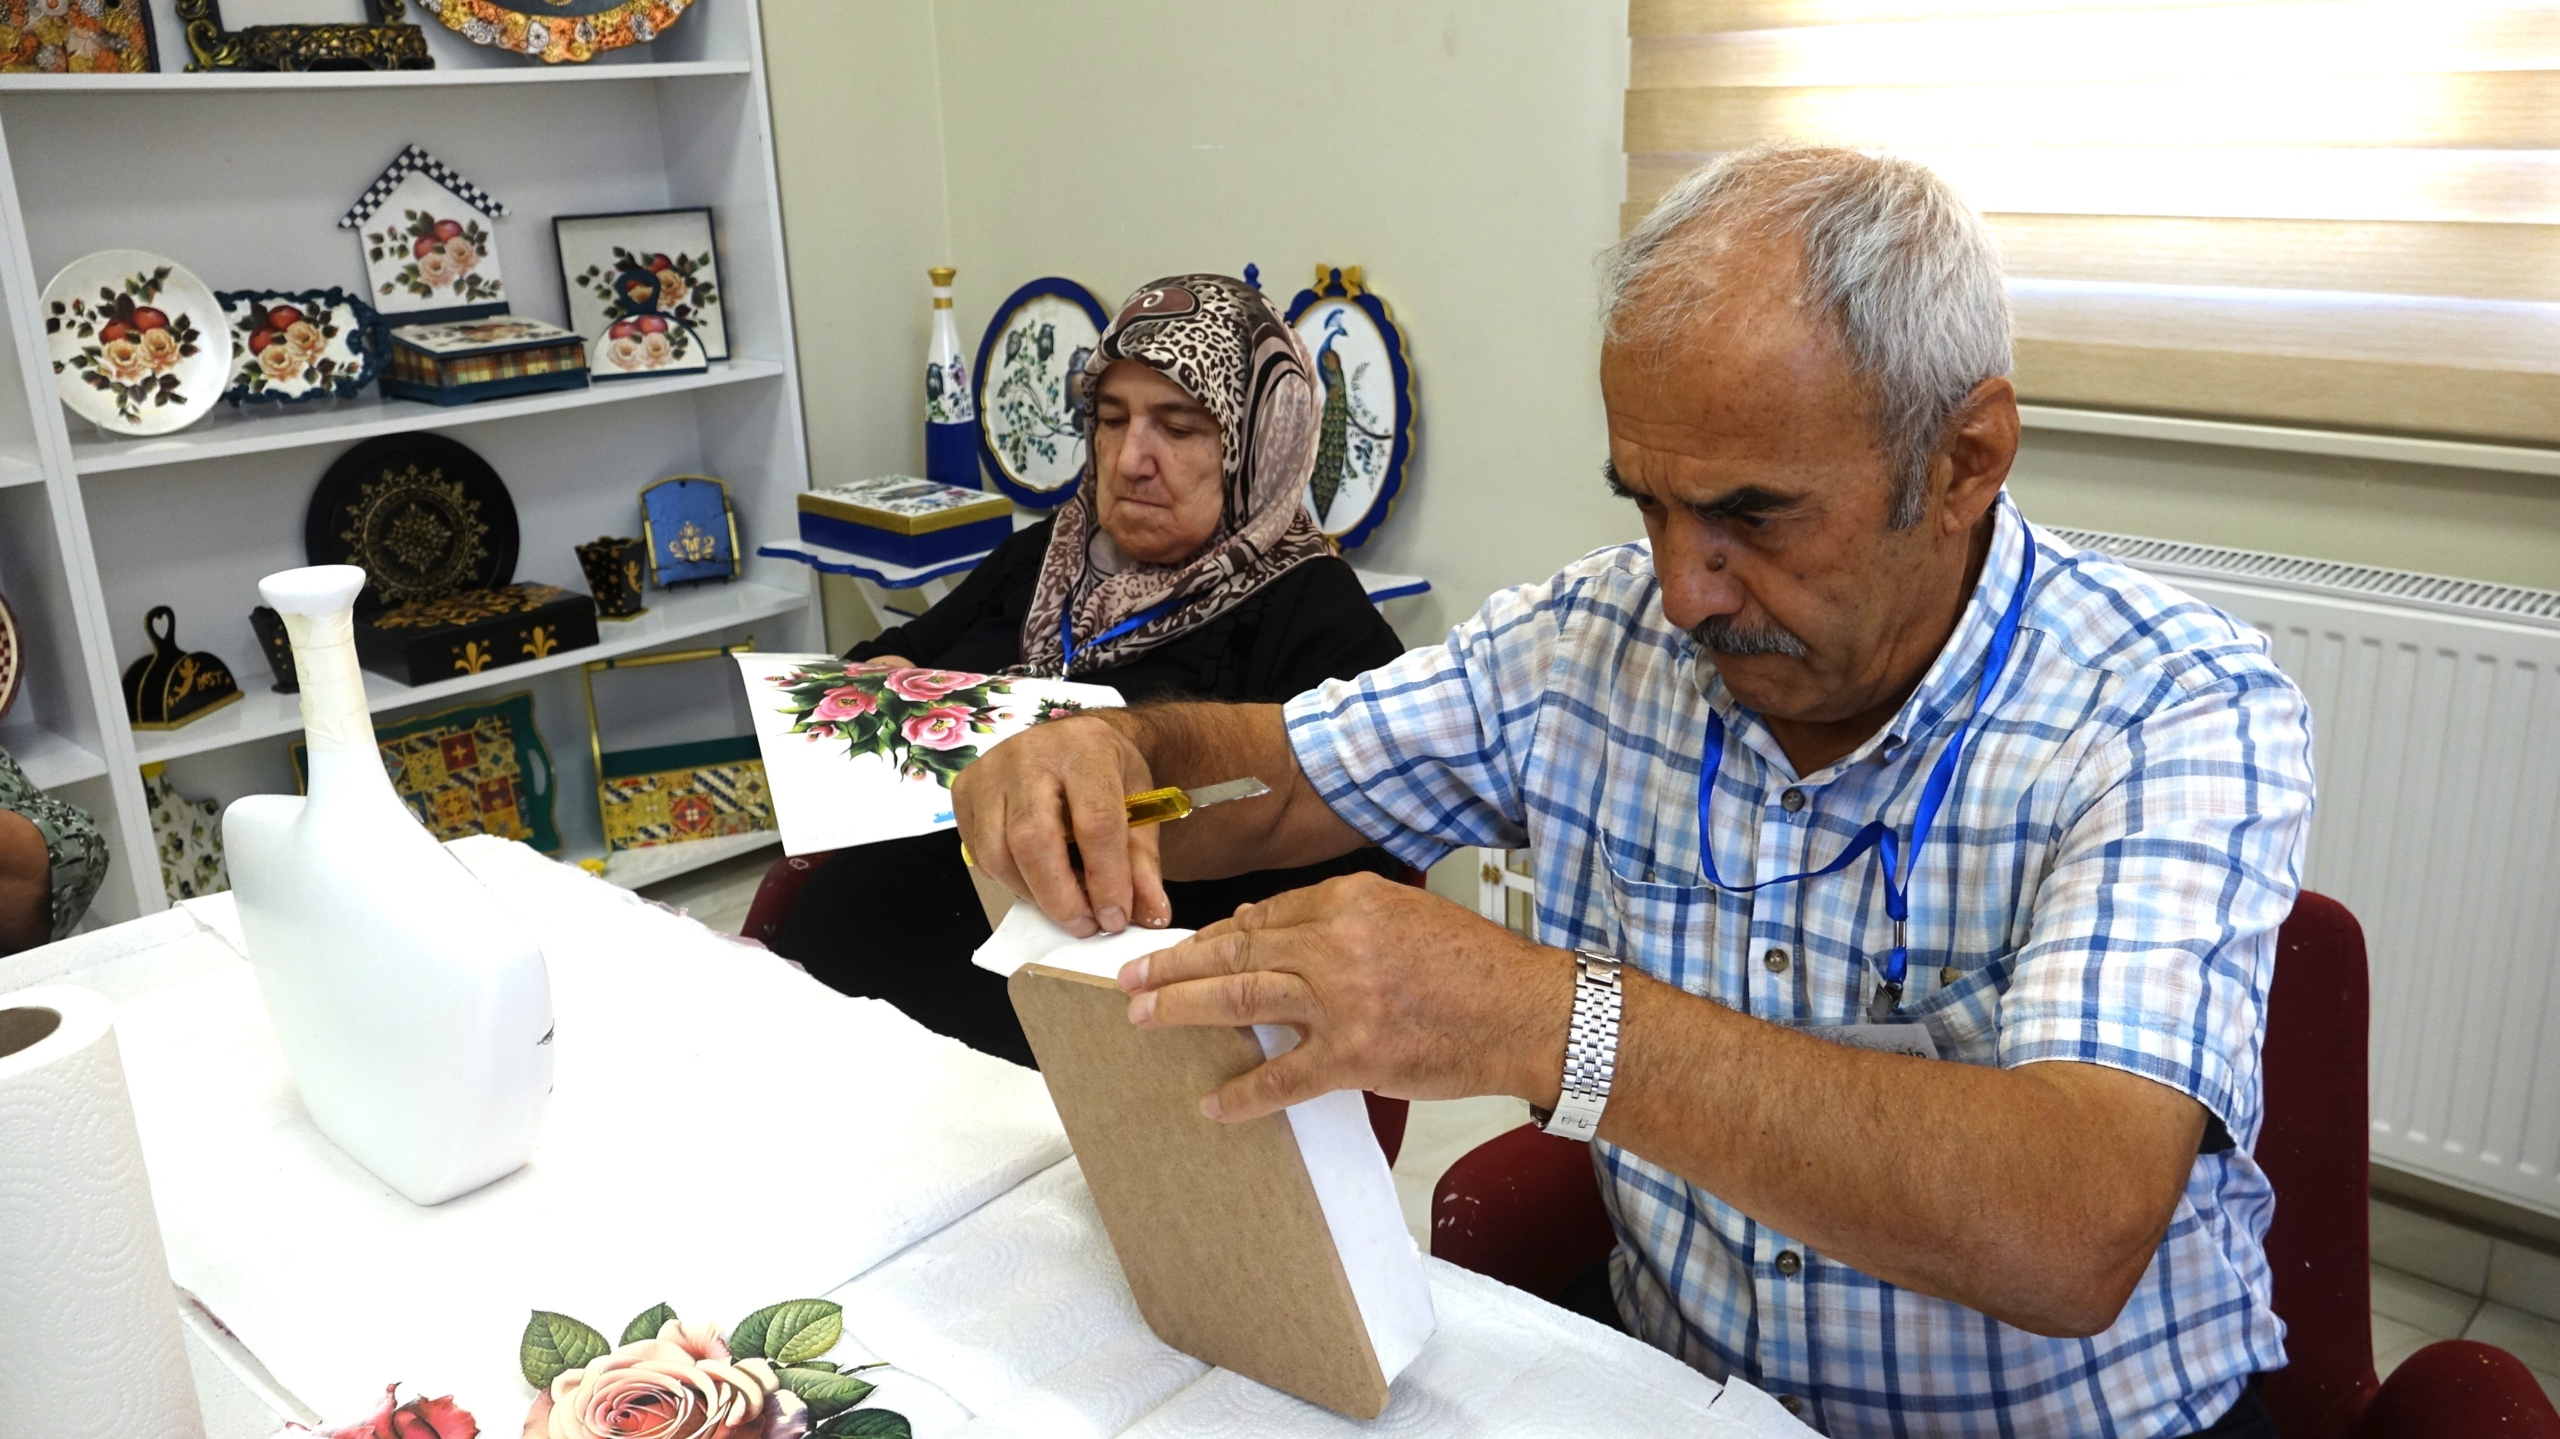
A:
1602;463;1798;520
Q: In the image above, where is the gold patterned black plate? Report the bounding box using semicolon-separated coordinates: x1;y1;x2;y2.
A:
305;432;518;610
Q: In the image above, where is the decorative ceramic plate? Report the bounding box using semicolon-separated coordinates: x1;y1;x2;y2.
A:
0;586;20;725
42;250;232;438
219;287;387;406
428;0;694;64
305;433;520;610
974;277;1109;509
1286;266;1416;551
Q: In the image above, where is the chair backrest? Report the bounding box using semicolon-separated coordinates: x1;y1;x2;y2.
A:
2255;890;2378;1439
740;850;831;950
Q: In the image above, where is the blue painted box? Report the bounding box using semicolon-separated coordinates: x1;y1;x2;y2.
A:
798;476;1014;567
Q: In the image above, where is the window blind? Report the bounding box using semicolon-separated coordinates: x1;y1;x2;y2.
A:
1625;0;2560;444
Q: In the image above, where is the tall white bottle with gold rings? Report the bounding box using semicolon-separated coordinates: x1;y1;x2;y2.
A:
222;564;552;1206
925;265;983;490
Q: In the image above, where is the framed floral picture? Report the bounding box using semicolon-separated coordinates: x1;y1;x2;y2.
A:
0;0;157;73
217;287;386;406
554;207;727;361
339;145;510;325
972;276;1108;509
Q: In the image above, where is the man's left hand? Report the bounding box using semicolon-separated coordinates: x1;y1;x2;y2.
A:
1115;872;1577;1120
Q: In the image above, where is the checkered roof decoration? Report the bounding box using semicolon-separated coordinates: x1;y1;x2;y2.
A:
339;144;510;230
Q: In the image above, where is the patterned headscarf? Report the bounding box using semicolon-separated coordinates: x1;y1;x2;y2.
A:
1017;274;1334;678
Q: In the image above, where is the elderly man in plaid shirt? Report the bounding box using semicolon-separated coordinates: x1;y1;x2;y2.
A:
956;144;2314;1438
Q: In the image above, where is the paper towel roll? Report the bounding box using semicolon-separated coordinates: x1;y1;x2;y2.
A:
0;985;204;1439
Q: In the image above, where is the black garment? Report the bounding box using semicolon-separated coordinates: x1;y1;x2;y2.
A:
772;518;1407;1065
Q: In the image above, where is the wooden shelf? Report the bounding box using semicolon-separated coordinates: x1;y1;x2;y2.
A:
72;361;786;475
2;720;107;788
0;451;40;489
131;580;807;765
0;61;749;94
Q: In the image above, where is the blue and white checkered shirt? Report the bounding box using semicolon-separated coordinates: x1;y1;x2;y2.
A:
1284;495;2315;1437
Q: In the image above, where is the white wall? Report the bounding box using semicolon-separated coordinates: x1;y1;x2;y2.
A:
764;0;1639;652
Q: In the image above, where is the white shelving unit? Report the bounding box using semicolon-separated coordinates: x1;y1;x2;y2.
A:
0;1;816;924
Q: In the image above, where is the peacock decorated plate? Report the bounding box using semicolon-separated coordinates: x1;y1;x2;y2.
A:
974;276;1109;509
1285;265;1415;551
42;250;232;438
305;432;520;611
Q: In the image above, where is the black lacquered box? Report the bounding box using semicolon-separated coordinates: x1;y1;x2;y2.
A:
354;582;600;684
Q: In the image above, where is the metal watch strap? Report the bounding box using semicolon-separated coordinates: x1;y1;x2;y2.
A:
1531;949;1623;1142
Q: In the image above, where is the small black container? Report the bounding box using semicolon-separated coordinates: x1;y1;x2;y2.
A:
249;605;298;693
576;536;649;620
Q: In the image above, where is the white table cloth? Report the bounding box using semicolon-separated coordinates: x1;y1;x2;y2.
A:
6;837;1803;1438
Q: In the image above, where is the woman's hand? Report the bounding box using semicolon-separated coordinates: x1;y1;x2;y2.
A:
855;654;915;670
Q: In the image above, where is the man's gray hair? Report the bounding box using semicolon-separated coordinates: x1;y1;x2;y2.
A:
1604;144;2012;528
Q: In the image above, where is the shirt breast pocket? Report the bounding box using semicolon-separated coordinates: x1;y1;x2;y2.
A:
1902;958;2008;1066
1598;832;1721;996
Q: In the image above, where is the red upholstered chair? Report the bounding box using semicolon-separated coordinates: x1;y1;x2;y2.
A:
1427;891;2560;1438
735;851;1418;1168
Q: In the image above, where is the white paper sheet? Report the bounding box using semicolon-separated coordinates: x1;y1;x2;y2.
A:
833;1158;1810;1437
736;654;1121;855
116;837;1070;1432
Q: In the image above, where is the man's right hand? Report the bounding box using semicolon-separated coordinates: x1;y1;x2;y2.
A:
952;712;1170;937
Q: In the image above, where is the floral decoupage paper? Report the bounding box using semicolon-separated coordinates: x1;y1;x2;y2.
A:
737;654;1120;855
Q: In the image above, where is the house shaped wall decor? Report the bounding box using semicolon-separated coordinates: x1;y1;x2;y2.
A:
340;144;509;325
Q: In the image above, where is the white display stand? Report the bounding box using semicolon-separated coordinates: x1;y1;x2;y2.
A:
0;2;819;921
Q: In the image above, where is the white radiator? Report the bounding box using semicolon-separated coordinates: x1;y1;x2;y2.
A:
2056;528;2560;1220
1472;532;2560;1219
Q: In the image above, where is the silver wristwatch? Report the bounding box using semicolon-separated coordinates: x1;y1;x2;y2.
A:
1530;949;1623;1142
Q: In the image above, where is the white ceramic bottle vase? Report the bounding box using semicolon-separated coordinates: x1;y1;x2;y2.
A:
924;265;983;490
222;565;552;1206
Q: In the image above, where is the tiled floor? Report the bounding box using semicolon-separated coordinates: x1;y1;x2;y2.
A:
648;857;2560;1406
2370;1196;2560;1407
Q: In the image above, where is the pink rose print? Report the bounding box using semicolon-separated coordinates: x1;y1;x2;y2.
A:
900;703;975;751
884;668;984;703
809;686;877;722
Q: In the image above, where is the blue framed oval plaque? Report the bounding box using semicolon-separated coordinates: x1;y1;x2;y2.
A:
974;276;1109;509
1285;265;1414;551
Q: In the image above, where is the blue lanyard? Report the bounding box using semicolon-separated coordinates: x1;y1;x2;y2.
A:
1059;597;1182;674
1695;516;2036;1021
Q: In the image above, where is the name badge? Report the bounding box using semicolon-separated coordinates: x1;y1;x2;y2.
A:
1803;1023;1939;1061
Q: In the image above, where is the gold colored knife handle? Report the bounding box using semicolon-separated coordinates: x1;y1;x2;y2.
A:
1122;785;1195;828
961;785;1194;866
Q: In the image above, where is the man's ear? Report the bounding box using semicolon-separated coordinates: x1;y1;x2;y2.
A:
1936;376;2019;537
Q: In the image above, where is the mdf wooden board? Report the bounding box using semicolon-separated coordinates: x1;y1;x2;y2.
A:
1007;963;1391;1419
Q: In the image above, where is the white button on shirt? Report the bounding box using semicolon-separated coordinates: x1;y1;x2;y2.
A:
1284;496;2316;1438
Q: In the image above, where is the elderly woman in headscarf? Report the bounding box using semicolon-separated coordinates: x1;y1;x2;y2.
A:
772;274;1407;1064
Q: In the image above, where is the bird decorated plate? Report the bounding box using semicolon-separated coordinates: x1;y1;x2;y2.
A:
42;250;231;438
974;276;1109;509
1286;265;1415;551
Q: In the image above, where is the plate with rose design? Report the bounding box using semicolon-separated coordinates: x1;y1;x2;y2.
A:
42;250;231;437
219;287;387;407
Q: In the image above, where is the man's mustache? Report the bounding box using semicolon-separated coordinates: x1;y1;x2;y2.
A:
1689;613;1809;658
